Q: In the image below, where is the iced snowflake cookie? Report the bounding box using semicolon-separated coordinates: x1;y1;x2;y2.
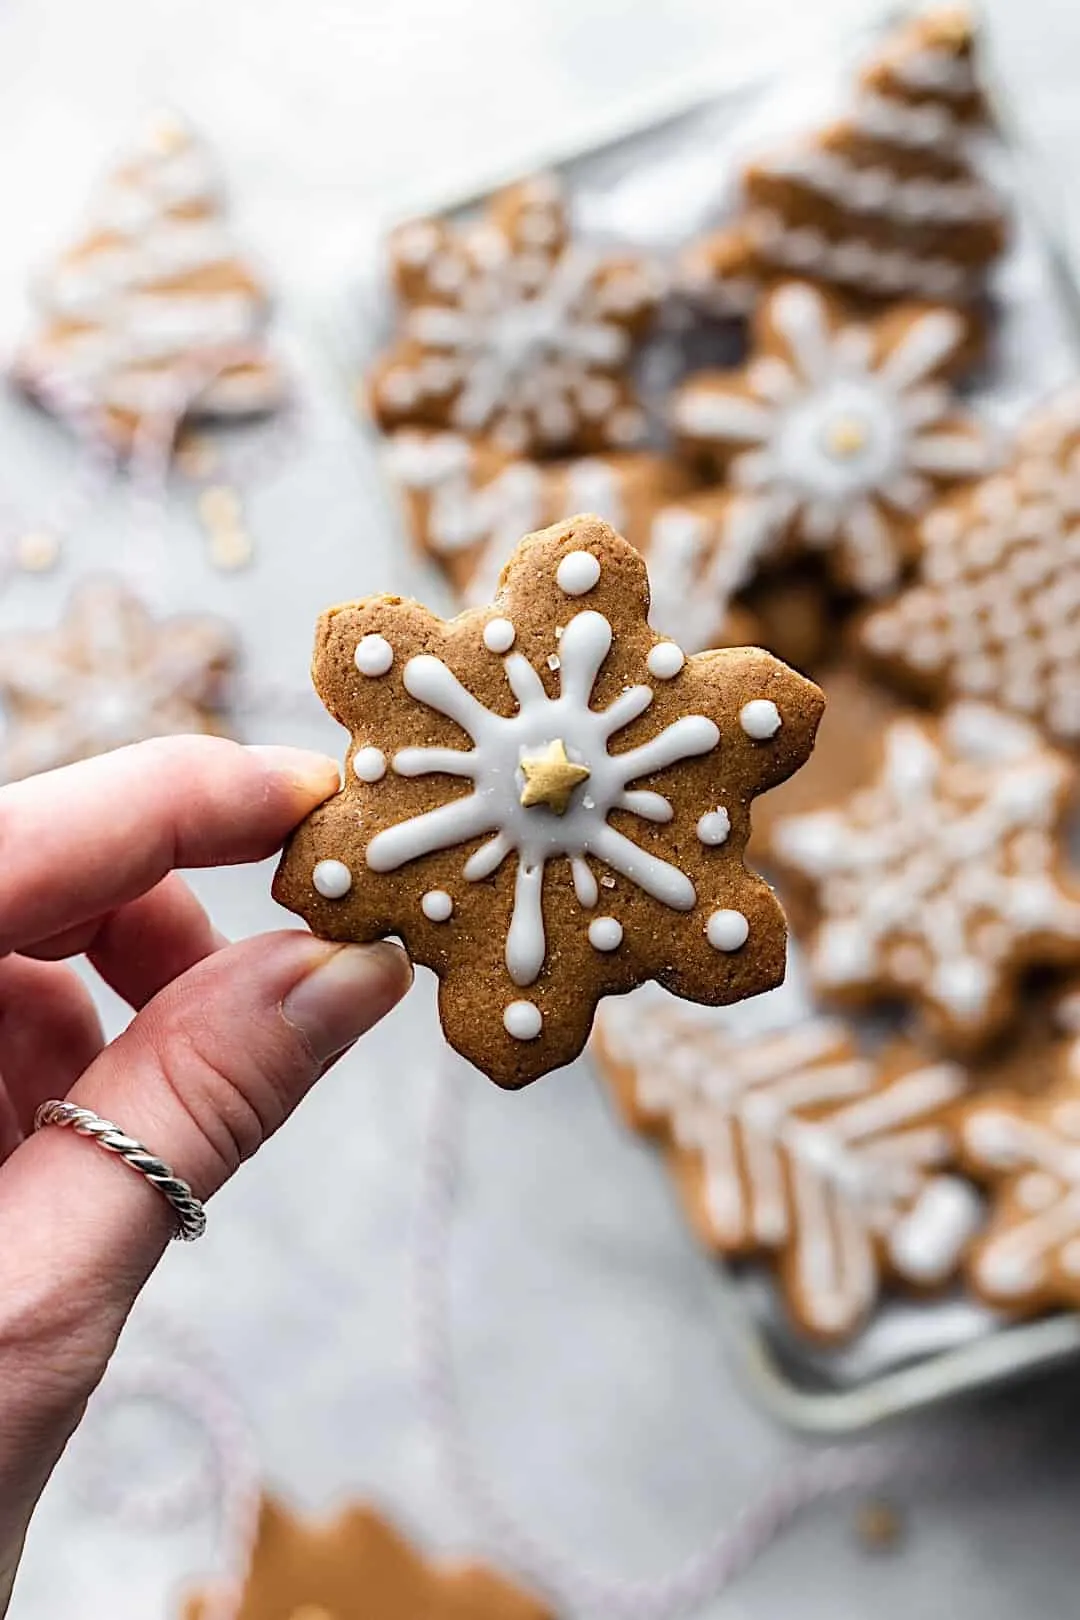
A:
273;515;824;1087
680;6;1007;318
672;281;990;597
0;576;236;781
860;386;1080;744
367;174;660;457
184;1496;553;1620
766;702;1080;1054
958;1045;1080;1315
594;996;979;1342
16;111;281;449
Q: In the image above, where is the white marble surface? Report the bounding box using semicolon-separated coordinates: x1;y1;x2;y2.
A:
5;1;1080;1617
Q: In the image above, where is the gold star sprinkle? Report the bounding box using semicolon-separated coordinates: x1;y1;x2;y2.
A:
824;416;869;458
289;1608;337;1620
16;531;60;573
519;738;590;814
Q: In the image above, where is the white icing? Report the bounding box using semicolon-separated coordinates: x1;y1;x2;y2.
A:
888;42;978;98
748;208;974;302
767;145;996;224
588;915;624;952
504;1000;543;1040
556;549;602;596
313;859;352;899
739;698;782;739
421;888;454;922
366;610;718;986
644;499;769;652
355;634;394;676
646;641;685;679
697;807;731;846
851;88;966;149
594;998;970;1338
772;707;1080;1026
483;617;516;653
353;746;387;782
674;284;984;595
706;909;749;951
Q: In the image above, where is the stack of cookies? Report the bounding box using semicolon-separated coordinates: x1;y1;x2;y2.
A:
368;6;1080;1346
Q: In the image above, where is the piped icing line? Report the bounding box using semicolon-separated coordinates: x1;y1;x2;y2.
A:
364;607;720;987
765;146;1000;224
748;210;974;300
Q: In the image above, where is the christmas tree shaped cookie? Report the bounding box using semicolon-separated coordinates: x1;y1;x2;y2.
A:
681;6;1008;317
594;998;979;1342
0;576;236;781
183;1496;553;1620
274;515;824;1087
16;111;282;449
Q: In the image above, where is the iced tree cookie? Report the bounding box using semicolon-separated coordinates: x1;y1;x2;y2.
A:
0;576;236;781
183;1497;553;1620
958;1044;1080;1315
766;703;1080;1054
680;7;1007;317
672;281;990;596
16;111;281;449
274;516;824;1087
367;174;661;457
861;386;1080;744
594;996;978;1342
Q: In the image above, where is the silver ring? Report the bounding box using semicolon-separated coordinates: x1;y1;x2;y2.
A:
33;1101;207;1242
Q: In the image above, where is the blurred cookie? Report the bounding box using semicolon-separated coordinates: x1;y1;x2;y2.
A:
766;702;1080;1053
367;174;661;457
861;386;1080;746
680;6;1007;318
594;996;978;1342
16;111;281;449
183;1496;553;1620
273;515;823;1088
672;281;990;596
0;576;236;781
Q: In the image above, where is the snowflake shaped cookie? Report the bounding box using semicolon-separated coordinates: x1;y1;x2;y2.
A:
184;1496;553;1620
861;386;1080;743
0;577;236;781
594;997;978;1341
367;175;660;457
274;516;824;1087
768;703;1080;1052
17;111;281;449
958;1048;1080;1315
672;281;990;596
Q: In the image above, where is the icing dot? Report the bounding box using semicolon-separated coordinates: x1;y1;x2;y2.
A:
353;746;387;782
647;641;685;679
504;1000;543;1040
312;859;352;899
706;909;749;951
421;888;454;922
556;550;601;596
588;916;624;952
483;617;516;653
355;634;393;676
697;807;731;846
739;699;782;740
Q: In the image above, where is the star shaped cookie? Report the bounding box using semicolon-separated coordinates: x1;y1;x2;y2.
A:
274;515;824;1087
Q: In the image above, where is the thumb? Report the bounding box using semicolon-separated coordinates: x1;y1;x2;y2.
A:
0;930;410;1561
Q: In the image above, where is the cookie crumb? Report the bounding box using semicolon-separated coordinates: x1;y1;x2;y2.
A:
855;1499;905;1553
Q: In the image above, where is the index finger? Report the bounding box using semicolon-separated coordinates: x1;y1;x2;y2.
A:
0;736;340;954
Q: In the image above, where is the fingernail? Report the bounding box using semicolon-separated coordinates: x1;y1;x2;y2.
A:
282;941;412;1060
247;744;341;801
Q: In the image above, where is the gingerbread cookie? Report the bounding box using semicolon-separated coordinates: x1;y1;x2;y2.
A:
273;515;824;1088
0;576;236;781
183;1496;553;1620
766;702;1080;1053
16;111;281;449
680;7;1007;316
672;281;990;596
367;174;660;457
958;1044;1080;1315
594;995;978;1342
860;386;1080;745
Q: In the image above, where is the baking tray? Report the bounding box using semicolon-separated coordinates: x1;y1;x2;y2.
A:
340;2;1080;1433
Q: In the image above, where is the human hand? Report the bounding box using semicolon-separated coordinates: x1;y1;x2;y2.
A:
0;736;412;1614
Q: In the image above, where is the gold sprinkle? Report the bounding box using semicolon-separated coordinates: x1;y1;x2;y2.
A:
854;1499;905;1552
288;1607;337;1620
519;739;590;815
824;416;869;458
16;531;60;572
198;484;243;527
209;526;254;571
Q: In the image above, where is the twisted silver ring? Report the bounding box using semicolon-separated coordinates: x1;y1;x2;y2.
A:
34;1102;207;1242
